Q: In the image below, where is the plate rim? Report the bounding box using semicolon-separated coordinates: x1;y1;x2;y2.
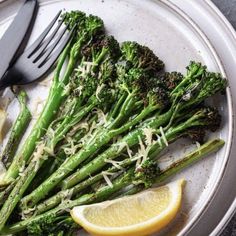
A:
168;0;236;235
0;0;234;235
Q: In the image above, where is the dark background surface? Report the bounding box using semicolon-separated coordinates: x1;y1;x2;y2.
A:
211;1;236;235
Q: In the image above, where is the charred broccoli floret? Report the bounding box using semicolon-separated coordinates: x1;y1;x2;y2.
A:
134;158;160;188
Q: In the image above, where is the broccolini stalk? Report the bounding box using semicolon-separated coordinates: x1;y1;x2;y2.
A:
0;41;73;187
28;158;133;215
28;114;98;192
60;106;221;190
0;90;31;169
0;33;121;221
106;41;166;129
0;12;108;230
0;103;94;219
1;138;224;235
0;179;16;206
64;63;226;186
156;138;225;183
20;61;226;209
20;108;171;208
0;10;107;187
2;168;136;235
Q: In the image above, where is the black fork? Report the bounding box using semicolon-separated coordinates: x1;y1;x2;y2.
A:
0;11;74;89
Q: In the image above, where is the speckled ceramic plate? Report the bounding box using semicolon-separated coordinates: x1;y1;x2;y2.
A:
0;0;234;235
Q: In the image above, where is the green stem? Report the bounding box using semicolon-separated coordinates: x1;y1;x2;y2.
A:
0;90;31;169
0;179;16;206
0;38;92;229
107;93;134;129
0;101;95;230
108;93;127;121
155;139;225;183
0;43;72;187
32;158;133;215
1;169;134;235
110;104;159;137
1;139;224;235
21;110;172;208
0;156;46;230
61;109;172;189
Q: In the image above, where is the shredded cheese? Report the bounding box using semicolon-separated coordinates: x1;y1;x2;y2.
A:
143;127;155;146
135;158;142;170
63;84;71;96
102;171;115;187
104;159;124;170
63;137;81;156
21;206;36;220
46;127;56;141
32;97;46;119
73;85;83;97
95;84;105;102
93;108;108;126
138;136;148;161
115;141;127;153
76;65;86;78
160;126;168;147
131;133;157;168
82;121;97;144
61;188;74;203
18;161;26;177
76;61;98;78
68;121;90;137
125;143;133;159
31;142;46;172
43;146;55;156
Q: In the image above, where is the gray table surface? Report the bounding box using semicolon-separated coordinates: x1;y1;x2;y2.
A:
211;1;236;235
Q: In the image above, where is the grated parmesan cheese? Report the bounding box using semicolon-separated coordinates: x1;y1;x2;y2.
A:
95;84;105;102
61;188;74;202
125;143;133;159
115;141;127;153
104;159;124;170
138;136;148;161
63;137;81;156
102;171;115;187
43;146;55;156
32;97;46;119
93;108;108;126
47;127;56;140
67;121;89;137
143;127;155;146
160;126;168;147
76;61;98;78
74;85;83;97
30;142;46;172
18;161;26;177
21;206;36;220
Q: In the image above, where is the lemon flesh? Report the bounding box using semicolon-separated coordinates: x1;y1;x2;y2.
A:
71;179;185;236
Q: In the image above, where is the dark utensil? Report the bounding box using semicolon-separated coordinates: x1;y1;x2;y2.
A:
0;0;38;79
0;11;75;89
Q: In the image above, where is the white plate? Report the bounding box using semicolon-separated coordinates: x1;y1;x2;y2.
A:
0;0;234;235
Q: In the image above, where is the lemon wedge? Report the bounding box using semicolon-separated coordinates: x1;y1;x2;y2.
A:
71;179;185;236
